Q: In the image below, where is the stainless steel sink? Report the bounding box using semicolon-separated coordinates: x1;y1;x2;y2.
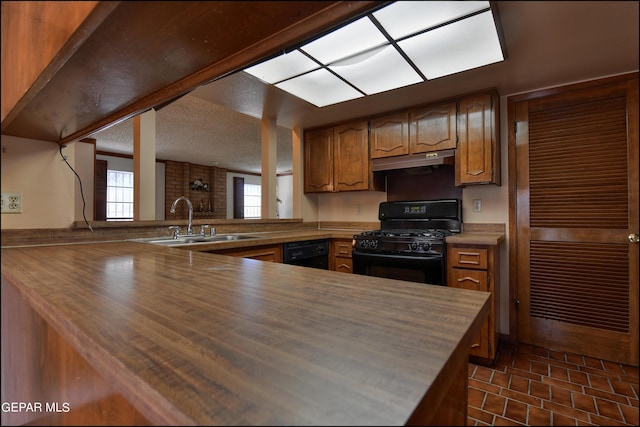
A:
132;234;261;246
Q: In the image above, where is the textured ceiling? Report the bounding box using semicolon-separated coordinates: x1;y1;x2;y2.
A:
92;94;294;174
90;1;639;175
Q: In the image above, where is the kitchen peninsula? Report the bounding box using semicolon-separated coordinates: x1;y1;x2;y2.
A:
1;240;490;426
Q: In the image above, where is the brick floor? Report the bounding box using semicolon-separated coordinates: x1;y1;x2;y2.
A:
468;342;639;426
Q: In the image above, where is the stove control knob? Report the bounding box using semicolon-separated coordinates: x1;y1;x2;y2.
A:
410;242;419;251
370;239;378;249
361;240;368;248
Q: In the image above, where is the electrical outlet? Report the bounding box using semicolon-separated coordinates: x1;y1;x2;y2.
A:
356;204;363;215
472;199;482;212
1;192;22;213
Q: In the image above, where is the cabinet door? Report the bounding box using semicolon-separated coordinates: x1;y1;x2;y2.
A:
449;268;490;358
410;102;457;153
456;92;500;186
370;112;409;158
304;127;333;193
333;121;370;192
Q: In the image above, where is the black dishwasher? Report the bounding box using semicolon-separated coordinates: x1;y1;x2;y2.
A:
282;239;329;270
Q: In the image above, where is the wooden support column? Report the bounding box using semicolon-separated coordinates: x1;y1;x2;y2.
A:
261;116;277;219
133;109;156;221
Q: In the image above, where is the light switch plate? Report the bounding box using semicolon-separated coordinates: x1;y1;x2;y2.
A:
1;192;22;213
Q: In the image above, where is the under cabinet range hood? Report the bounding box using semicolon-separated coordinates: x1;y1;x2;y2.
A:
371;149;455;171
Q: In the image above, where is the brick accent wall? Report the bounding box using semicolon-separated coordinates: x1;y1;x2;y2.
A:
165;160;227;220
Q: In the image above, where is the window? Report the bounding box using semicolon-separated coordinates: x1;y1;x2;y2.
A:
243;183;261;219
106;170;134;220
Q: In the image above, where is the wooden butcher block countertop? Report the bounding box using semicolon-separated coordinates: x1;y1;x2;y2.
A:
1;241;490;425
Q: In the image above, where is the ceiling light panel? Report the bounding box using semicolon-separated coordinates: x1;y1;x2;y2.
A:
398;10;504;79
329;45;422;95
244;50;318;84
275;68;363;107
373;1;490;39
241;1;505;108
300;16;388;65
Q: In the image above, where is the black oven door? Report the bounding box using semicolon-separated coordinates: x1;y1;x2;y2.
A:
352;251;446;286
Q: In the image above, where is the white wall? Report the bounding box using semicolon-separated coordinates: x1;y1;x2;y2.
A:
277;174;293;219
1;135;76;229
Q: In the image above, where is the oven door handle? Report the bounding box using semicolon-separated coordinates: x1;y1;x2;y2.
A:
352;251;443;262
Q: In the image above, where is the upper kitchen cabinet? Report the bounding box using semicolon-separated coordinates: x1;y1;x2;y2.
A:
304;127;334;193
1;1;379;144
304;121;383;193
370;103;457;160
370;112;410;158
410;102;458;154
334;121;374;192
455;91;501;186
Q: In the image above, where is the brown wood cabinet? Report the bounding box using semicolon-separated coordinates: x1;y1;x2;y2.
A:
370;112;410;158
304;127;334;192
410;102;457;154
304;90;500;192
455;91;500;186
208;244;283;262
447;244;500;362
330;238;353;273
304;121;382;193
370;103;457;159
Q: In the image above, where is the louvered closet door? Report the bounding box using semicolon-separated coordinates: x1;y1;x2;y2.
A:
514;76;638;366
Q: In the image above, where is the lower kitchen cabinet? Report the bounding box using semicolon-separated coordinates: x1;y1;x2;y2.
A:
447;244;500;363
208;244;283;263
330;238;353;273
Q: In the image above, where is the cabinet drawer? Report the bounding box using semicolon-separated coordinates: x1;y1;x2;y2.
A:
448;268;488;292
334;256;352;273
448;247;488;269
334;240;353;258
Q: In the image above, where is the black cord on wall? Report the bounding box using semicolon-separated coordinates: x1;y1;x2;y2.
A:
59;145;93;232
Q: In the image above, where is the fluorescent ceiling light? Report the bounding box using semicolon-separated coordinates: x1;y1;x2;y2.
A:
300;16;388;64
244;50;318;84
329;45;422;95
243;1;504;108
275;69;364;108
399;11;504;79
372;1;490;39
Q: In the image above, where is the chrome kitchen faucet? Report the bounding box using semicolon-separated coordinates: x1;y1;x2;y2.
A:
170;196;194;237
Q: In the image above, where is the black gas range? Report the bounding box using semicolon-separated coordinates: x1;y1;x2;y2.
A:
352;199;462;286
